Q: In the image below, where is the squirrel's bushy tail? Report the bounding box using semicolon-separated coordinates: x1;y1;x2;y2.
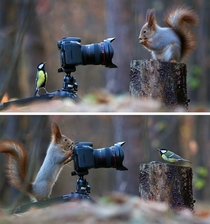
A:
0;140;32;195
164;7;199;60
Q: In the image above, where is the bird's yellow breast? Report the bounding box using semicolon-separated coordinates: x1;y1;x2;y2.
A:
162;154;177;163
36;71;47;88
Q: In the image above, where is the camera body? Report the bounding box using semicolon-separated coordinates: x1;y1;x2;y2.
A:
58;37;82;70
57;37;117;73
73;142;94;170
73;142;127;172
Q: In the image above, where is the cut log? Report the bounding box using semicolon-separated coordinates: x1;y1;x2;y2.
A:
130;60;189;110
139;162;194;211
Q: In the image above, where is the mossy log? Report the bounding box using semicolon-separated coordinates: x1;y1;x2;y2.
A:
139;162;194;211
130;60;189;110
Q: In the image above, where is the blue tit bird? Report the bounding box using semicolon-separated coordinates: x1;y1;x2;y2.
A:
157;148;191;163
34;62;48;96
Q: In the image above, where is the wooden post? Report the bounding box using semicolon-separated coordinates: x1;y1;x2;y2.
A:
130;60;189;110
139;162;194;211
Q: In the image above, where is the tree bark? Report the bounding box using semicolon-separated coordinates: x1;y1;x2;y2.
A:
139;162;194;211
130;60;189;110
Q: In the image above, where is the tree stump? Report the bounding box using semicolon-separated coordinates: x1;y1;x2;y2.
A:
130;60;189;110
139;162;194;211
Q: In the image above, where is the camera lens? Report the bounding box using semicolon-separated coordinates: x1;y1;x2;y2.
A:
81;38;117;68
93;142;127;170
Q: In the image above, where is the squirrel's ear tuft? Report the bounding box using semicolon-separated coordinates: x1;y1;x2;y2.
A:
146;9;156;29
51;122;62;142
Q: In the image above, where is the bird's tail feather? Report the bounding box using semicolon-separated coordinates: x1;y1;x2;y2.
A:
180;159;191;163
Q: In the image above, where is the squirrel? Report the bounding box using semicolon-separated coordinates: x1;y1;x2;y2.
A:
139;6;199;62
0;122;74;202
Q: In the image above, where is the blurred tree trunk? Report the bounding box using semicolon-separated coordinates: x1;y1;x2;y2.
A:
23;1;47;96
194;116;210;200
199;116;210;200
105;0;142;195
105;0;135;94
0;0;34;100
112;116;145;195
196;0;207;104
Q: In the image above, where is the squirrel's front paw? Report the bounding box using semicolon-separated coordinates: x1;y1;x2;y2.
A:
63;149;74;165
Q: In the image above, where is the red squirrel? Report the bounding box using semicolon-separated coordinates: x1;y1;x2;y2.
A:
139;6;199;62
0;122;74;202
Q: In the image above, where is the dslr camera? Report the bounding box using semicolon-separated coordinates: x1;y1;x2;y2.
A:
73;141;127;172
57;37;117;73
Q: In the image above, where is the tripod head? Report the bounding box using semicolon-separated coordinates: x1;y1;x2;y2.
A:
58;66;78;95
71;170;90;195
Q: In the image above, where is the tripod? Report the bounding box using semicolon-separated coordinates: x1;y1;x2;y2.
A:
63;170;92;201
0;67;79;110
55;66;78;99
13;170;92;214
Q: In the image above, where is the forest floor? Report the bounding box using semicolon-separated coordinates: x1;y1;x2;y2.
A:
1;90;196;113
0;193;210;224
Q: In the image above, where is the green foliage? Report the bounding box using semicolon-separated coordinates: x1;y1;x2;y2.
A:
188;65;202;90
195;178;206;190
196;166;208;177
193;166;208;190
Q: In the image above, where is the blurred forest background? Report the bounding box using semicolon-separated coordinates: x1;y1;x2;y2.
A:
0;115;209;209
0;0;209;110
